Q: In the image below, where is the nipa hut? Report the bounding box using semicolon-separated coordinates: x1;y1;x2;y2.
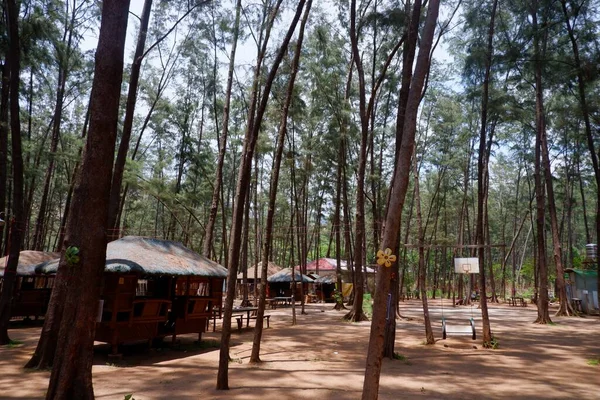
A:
0;251;60;320
36;236;227;355
236;261;282;299
303;258;376;299
267;268;314;300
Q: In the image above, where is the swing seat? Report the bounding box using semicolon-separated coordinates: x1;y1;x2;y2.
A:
442;317;476;340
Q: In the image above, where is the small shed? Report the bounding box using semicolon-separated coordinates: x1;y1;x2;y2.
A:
37;236;227;355
267;268;314;300
565;268;599;314
0;251;60;319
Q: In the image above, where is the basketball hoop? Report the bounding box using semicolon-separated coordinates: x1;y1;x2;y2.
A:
454;257;479;274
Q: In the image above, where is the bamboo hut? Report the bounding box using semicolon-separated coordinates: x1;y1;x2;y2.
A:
267;268;314;300
0;251;60;320
36;236;227;355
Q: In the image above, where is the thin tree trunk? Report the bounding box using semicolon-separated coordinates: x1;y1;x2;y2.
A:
204;0;242;258
217;0;306;389
414;158;434;344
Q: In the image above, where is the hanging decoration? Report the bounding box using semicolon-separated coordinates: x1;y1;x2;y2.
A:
376;248;396;268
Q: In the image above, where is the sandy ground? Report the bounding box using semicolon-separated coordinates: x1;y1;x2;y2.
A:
1;299;599;400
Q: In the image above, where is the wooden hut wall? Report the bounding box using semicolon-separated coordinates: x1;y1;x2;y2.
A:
169;276;224;339
268;282;310;300
6;276;54;319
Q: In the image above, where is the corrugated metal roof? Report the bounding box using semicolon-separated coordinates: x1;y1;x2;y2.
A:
237;261;282;280
0;251;61;277
267;268;315;283
35;236;227;277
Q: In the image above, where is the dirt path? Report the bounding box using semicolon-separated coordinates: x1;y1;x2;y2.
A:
1;300;599;399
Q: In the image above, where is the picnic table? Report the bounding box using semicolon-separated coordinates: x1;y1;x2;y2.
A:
508;296;526;307
232;306;271;332
269;296;293;309
233;306;259;328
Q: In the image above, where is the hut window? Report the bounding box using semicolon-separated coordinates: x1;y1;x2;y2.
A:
136;279;149;296
21;277;35;290
187;279;210;296
195;281;210;296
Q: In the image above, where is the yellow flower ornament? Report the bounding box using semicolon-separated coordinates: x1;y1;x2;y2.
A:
376;248;396;268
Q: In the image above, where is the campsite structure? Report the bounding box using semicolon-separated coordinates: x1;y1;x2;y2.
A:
267;268;314;300
0;251;60;320
35;236;227;355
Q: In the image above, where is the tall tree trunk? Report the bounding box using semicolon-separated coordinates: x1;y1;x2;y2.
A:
106;0;152;238
345;0;368;322
27;4;130;395
203;0;242;258
532;2;551;324
560;0;600;307
362;1;439;397
31;1;78;251
540;113;571;315
475;0;498;346
247;3;311;348
414;159;434;344
0;0;25;345
0;61;9;256
217;0;306;389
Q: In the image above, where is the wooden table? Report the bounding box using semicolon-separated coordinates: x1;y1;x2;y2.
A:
270;297;293;309
509;297;525;307
232;307;258;328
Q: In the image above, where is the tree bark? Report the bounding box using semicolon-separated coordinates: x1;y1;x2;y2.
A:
42;2;130;398
248;0;312;354
31;0;78;251
560;0;600;308
0;0;25;344
414;158;434;344
531;1;551;324
475;0;498;346
362;1;439;397
106;0;152;238
0;60;9;256
216;0;306;389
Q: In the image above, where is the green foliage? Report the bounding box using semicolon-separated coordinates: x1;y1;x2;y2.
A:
65;246;80;267
587;359;599;366
483;336;499;350
124;394;135;400
6;339;23;348
362;293;373;317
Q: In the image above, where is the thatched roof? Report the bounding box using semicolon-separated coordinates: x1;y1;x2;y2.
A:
303;258;376;274
0;251;60;277
237;261;282;280
36;236;227;277
267;268;314;283
314;274;336;284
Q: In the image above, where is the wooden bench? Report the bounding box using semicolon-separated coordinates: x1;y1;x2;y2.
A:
442;318;476;340
235;314;270;333
508;297;526;307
